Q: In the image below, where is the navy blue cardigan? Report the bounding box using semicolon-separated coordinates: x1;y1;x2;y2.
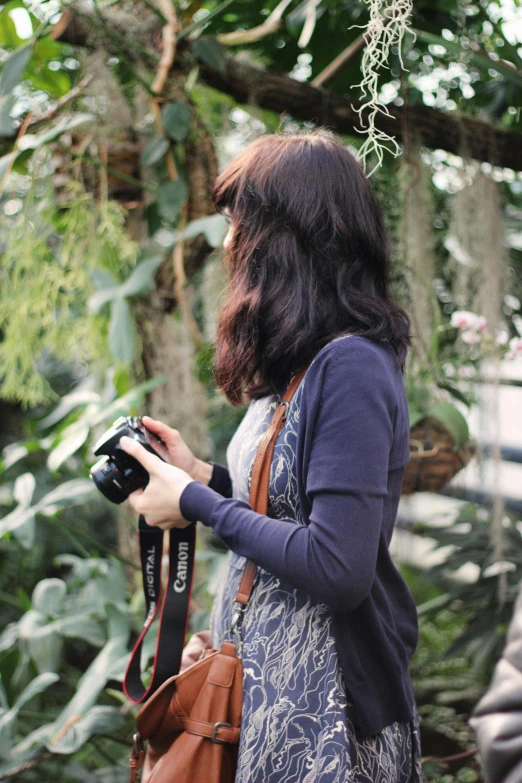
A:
179;335;419;736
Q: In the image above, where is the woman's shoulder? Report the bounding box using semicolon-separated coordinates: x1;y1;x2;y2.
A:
306;334;399;385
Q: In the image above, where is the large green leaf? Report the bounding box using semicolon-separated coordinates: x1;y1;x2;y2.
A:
13;472;35;506
48;706;124;755
0;505;35;548
0;672;58;756
0;150;18;179
192;37;227;74
56;615;105;647
119;253;165;297
36;380;100;430
0;43;32;95
0;93;15;136
425;401;470;449
37;479;95;511
109;297;136;365
88;286;120;315
89;375;169;426
31;578;66;615
47;422;90;472
158;179;188;224
46;605;130;751
0;473;36;548
182;213;227;247
19;609;62;673
161;101;191;142
141;135;169;166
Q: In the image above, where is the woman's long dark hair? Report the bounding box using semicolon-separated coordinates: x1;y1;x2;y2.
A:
212;130;411;406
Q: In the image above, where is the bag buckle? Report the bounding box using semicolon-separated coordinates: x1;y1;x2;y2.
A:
211;721;232;745
279;399;290;421
229;600;247;654
128;733;145;782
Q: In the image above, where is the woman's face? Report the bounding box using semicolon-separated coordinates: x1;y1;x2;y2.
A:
222;208;234;250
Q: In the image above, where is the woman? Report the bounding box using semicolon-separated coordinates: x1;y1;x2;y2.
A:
120;131;423;783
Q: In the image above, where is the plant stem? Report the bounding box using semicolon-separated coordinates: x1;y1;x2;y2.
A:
178;0;235;40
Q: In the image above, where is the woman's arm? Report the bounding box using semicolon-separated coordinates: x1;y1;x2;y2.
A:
179;338;396;613
206;462;233;498
470;586;522;783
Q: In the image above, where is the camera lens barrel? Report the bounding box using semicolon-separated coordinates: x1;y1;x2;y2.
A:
89;416;163;505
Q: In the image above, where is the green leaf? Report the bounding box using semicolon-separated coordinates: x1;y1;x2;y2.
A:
57;616;105;647
437;382;473;408
0;505;35;548
182;213;227;247
46;423;90;472
425;401;470;449
19;612;62;673
13;472;35;506
119;253;164;298
88;286;120;314
37;479;95;511
31;578;66;616
0;150;17;179
36;382;100;430
161;101;191;142
46;606;130;753
17;114;93;151
89;375;169;426
192;36;227;74
141;135;169;166
15;672;59;709
0;473;36;547
0;43;32;96
109;297;136;365
0;94;15;137
89;268;119;289
158;179;188;224
49;706;124;755
0;672;58;757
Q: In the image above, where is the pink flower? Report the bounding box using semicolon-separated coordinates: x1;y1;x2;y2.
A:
509;336;522;354
461;329;482;345
476;316;487;333
495;329;509;346
450;310;486;331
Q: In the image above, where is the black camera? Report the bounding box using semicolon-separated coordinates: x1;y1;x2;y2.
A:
89;416;166;504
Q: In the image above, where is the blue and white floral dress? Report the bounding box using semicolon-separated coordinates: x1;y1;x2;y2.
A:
209;360;423;783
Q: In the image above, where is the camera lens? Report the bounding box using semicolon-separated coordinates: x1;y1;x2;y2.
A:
90;456;130;504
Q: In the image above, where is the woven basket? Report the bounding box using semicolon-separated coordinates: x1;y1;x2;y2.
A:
401;416;476;495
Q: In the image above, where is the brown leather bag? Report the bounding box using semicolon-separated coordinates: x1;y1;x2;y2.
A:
128;364;309;783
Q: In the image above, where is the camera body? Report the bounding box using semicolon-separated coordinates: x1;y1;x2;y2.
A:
89;416;166;504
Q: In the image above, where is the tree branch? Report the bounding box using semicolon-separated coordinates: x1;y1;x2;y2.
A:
196;56;522;170
54;8;522;171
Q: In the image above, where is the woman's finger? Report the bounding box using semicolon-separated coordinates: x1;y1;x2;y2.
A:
142;417;179;445
120;436;161;473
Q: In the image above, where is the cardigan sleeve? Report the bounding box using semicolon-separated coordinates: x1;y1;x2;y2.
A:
179;338;396;613
207;461;233;498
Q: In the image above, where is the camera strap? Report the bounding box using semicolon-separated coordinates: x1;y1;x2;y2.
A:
123;515;196;704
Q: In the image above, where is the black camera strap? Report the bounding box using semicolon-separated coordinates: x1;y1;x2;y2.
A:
123;514;196;703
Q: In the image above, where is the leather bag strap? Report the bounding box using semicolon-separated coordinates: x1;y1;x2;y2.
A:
233;362;311;607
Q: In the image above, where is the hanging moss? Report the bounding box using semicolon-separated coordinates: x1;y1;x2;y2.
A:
0;184;140;408
397;131;438;369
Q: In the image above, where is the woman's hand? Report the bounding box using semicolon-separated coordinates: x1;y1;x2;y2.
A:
119;436;194;530
141;416;212;485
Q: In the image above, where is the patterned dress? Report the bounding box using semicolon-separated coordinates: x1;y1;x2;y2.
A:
209;351;423;783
